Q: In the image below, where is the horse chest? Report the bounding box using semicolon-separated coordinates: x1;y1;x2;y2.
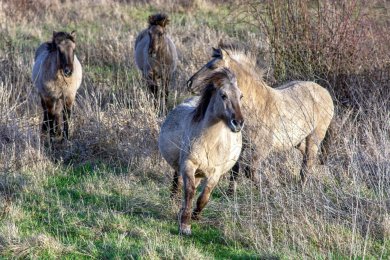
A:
42;77;75;99
186;130;242;174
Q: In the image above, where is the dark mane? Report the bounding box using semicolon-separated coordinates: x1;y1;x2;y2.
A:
47;31;75;52
192;84;215;123
192;68;236;122
148;13;170;27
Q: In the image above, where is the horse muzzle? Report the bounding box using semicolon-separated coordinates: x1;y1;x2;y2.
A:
229;118;244;133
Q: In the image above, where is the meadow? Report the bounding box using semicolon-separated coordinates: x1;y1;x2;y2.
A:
0;0;389;258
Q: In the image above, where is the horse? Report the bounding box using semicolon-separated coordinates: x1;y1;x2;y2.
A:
134;13;178;114
32;31;82;142
158;67;244;235
187;46;334;191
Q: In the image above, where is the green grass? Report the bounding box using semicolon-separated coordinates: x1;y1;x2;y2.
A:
1;0;389;258
1;164;263;259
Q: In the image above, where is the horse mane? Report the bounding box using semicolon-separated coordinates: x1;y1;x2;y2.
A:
148;13;170;28
214;40;266;82
47;31;75;52
192;68;235;123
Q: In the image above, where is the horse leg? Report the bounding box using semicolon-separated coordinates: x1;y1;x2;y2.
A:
52;99;63;141
42;98;57;142
162;77;169;114
244;152;261;185
146;73;159;107
179;161;196;235
40;98;50;138
227;162;240;195
296;141;306;155
300;128;326;187
63;97;74;140
170;170;182;198
319;124;333;165
192;175;221;220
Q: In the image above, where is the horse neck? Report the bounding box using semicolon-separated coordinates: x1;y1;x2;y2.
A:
46;49;61;76
230;60;275;111
199;95;228;135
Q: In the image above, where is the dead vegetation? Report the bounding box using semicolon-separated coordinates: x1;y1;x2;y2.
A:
0;0;389;258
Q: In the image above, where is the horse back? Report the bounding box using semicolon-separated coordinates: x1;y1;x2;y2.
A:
277;81;333;110
158;97;199;171
134;29;150;72
280;81;334;128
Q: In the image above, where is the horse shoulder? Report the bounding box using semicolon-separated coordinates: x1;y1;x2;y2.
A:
32;45;54;91
159;98;198;170
134;30;151;71
134;29;149;50
34;42;50;61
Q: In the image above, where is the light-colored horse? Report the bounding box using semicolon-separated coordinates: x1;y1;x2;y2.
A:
134;13;178;113
188;47;334;189
32;31;82;141
158;68;244;235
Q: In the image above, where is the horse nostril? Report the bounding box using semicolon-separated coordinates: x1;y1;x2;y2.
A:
231;119;244;128
63;68;72;77
187;80;192;90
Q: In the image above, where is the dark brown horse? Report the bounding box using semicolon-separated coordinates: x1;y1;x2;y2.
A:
134;13;178;114
32;31;82;142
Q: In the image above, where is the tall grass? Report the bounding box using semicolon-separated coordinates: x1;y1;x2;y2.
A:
0;0;389;258
234;0;390;106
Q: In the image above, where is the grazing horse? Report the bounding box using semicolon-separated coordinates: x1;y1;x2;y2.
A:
187;47;334;190
134;13;178;113
32;31;82;142
158;68;244;235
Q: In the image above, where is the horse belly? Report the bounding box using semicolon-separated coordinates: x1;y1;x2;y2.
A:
273;112;315;150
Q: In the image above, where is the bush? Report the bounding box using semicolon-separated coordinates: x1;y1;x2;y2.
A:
235;0;390;106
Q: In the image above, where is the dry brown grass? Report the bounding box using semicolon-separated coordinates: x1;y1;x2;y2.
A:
0;0;389;258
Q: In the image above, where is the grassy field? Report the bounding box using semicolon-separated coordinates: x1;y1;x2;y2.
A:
0;0;389;258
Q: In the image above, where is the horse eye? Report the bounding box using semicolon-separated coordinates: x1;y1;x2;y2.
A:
221;94;227;100
240;95;243;100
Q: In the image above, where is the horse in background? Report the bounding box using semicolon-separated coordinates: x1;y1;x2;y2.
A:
158;67;244;235
187;46;334;190
32;31;82;142
134;13;178;114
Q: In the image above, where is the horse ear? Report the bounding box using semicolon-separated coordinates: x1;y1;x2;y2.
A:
212;47;222;58
220;48;231;61
148;15;154;25
52;31;57;39
218;38;224;48
162;17;170;27
70;30;76;40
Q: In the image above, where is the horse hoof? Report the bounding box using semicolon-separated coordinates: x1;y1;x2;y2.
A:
179;224;191;236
